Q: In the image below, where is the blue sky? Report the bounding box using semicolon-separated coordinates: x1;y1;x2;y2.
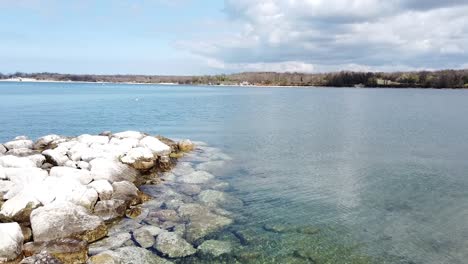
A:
1;0;468;75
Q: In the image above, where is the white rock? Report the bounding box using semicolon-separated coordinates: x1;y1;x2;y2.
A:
113;131;145;140
5;148;35;157
4;139;34;150
33;134;62;149
0;167;6;180
1;191;41;220
80;148;107;162
26;154;46;167
42;146;70;166
109;137;139;148
64;160;77;168
67;142;89;161
138;136;171;155
0;223;24;262
50;166;93;185
0;145;6;155
34;177;84;206
90;158;138;183
56;140;78;150
120;148;154;170
77;134;109;146
3;168;48;199
67;187;99;210
30;202;106;242
77;161;90;170
89;180;113;200
0;155;36;168
0;181;15;196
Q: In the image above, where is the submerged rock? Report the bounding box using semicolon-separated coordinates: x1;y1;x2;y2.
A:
112;246;173;264
178;139;194;152
132;228;155;248
23;238;87;264
178;203;233;243
197;240;232;257
31;202;107;242
155;232;196;258
88;232;131;255
20;252;63;264
176;171;214;184
0;222;24;263
198;190;243;208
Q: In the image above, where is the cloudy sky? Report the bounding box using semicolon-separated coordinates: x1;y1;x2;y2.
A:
1;0;467;75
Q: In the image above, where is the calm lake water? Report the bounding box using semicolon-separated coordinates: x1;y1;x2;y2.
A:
2;82;468;263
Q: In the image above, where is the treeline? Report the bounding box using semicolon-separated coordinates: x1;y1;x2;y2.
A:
1;69;468;88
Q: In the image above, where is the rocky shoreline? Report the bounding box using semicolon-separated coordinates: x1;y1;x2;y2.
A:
0;131;238;263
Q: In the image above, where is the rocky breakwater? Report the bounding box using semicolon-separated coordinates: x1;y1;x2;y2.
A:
0;131;194;263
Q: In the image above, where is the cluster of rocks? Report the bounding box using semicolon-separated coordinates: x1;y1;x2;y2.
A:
87;143;240;263
0;131;195;263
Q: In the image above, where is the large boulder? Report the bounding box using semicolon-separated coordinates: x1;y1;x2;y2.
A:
2;168;48;199
111;181;139;205
93;200;127;222
26;154;46;168
0;181;15;196
0;145;6;155
113;131;145;140
33;134;62;150
77;134;109;146
30;202;107;242
0;192;41;222
90;158;138;183
120;147;155;170
42;147;70;166
23;239;87;264
178;204;233;243
50;166;93;185
6;148;36;157
0;223;24;263
0;155;37;168
4;139;34;150
154;232;196;258
67;142;89;161
89;180;113;200
138;137;171;155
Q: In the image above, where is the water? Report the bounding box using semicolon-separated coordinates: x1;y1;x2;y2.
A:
2;82;468;263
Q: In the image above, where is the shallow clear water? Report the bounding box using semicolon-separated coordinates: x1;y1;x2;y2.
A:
2;82;468;263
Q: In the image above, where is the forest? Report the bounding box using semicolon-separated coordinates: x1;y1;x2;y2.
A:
1;69;468;88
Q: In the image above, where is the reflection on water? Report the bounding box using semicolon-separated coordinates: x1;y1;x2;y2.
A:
2;82;468;263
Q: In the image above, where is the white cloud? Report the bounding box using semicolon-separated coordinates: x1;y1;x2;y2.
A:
182;0;468;73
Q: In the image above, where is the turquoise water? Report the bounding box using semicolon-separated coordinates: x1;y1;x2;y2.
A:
2;82;468;263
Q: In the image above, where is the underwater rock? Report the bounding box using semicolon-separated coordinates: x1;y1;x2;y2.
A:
20;252;63;264
176;184;202;196
23;238;87;264
176;171;214;184
88;232;131;255
133;228;155;248
155;232;196;258
198;190;243;208
113;246;174;264
197;240;233;257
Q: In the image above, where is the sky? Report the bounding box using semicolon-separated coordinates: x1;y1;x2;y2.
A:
1;0;467;75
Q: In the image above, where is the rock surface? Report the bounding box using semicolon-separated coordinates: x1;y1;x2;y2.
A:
23;238;87;264
30;202;107;242
197;240;232;257
0;223;24;263
155;232;196;258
